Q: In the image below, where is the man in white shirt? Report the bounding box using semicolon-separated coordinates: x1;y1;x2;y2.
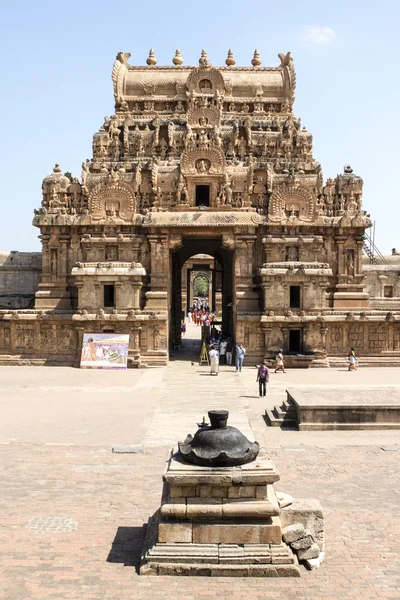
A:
219;339;228;364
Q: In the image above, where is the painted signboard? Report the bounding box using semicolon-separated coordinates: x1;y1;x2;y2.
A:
80;333;130;370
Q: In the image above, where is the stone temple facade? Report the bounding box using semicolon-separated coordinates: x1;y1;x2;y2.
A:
0;48;399;367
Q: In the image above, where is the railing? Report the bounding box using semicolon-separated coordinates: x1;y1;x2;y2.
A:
363;231;387;264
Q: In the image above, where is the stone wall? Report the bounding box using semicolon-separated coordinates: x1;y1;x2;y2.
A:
363;255;400;309
0;252;42;309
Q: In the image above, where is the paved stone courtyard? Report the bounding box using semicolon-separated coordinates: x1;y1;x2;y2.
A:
1;351;400;599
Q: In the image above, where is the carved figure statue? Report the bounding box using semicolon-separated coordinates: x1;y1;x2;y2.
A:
184;124;195;149
218;173;232;205
159;138;168;159
286;246;299;262
238;137;247;161
50;250;58;275
346;250;355;277
196;159;210;173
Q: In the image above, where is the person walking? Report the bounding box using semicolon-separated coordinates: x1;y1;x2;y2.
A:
256;360;269;397
209;345;219;376
235;343;246;372
274;349;286;373
347;347;357;371
226;337;233;366
219;338;227;364
188;310;192;323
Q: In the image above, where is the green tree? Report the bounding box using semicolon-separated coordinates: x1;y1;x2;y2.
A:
193;275;209;298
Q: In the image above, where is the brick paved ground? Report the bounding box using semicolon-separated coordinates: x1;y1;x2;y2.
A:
0;339;400;599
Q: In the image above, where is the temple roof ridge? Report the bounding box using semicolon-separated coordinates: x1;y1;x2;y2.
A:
112;50;296;104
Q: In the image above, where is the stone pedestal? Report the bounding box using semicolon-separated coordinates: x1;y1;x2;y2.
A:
140;449;300;577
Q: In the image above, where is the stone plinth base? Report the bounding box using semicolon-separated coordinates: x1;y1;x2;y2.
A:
287;386;400;430
267;387;400;430
34;289;71;309
141;512;300;577
140;450;301;577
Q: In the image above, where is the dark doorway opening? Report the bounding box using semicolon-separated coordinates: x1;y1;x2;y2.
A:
104;284;115;308
289;329;301;353
195;185;210;207
290;285;301;309
170;238;234;357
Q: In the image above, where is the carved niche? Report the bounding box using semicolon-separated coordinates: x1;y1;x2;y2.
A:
268;183;315;222
186;67;225;127
88;176;136;221
186;67;225;96
180;146;225;176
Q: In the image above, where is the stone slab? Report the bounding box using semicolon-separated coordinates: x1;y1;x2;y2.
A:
141;529;300;577
160;498;186;519
158;521;192;543
304;551;326;570
282;523;306;544
222;498;279;518
286;386;400;430
192;517;281;545
297;543;320;561
186;498;223;519
143;562;301;577
291;534;314;550
280;499;324;552
111;444;145;454
163;450;280;486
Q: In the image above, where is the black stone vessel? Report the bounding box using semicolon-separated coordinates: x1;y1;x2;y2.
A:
178;410;259;467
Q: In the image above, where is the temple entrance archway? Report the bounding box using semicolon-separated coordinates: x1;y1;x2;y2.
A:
191;270;212;308
170;238;234;352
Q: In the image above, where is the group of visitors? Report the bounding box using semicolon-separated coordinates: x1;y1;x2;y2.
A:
188;301;217;327
208;335;246;376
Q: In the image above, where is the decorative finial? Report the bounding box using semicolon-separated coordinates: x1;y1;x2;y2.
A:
225;49;236;66
199;49;210;67
251;49;262;67
344;165;353;174
146;49;157;66
53;164;61;173
173;49;183;66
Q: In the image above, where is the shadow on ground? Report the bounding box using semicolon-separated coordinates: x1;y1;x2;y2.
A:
107;525;146;572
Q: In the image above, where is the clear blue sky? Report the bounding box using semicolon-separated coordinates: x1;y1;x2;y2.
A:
0;0;398;253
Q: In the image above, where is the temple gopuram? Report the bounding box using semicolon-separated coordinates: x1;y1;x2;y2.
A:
0;48;399;367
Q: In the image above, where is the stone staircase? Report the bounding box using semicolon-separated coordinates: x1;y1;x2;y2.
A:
265;395;298;429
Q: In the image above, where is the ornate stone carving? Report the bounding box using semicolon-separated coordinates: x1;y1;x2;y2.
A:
186;66;225;96
180;146;225;175
269;183;315;222
88;173;136;220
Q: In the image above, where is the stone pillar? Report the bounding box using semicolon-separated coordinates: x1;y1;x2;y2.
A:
355;239;364;276
320;326;328;353
130;326;141;367
40;235;50;275
59;236;70;278
114;282;122;309
281;327;289;352
262;326;272;359
235;234;259;312
145;234;168;310
35;235;71;310
336;239;346;276
74;327;85;367
302;324;309;352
